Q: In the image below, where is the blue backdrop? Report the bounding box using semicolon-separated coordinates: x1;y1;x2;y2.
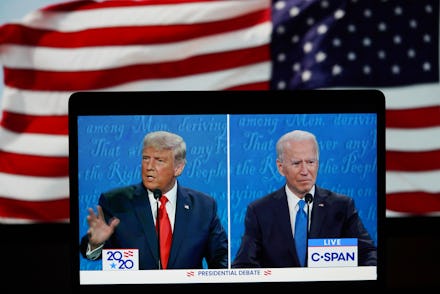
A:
77;113;377;270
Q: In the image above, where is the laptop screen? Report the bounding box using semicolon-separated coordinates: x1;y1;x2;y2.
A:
69;90;385;291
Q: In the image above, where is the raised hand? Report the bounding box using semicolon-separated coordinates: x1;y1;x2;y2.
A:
86;205;120;249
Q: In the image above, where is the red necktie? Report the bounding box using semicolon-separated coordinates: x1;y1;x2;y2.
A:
158;196;172;269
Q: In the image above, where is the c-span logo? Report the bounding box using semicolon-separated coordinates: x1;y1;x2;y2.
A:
307;238;358;267
102;249;139;271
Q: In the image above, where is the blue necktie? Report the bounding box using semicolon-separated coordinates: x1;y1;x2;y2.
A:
295;199;307;267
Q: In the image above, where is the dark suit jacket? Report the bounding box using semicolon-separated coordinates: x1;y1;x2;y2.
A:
80;182;228;269
232;185;377;268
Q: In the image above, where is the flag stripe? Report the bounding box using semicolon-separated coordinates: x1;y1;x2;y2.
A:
0;196;69;222
386;126;440;152
1;87;71;115
386;209;440;218
2;23;270;72
0;111;68;135
0;128;68;156
225;81;269;91
41;0;223;12
0;65;272;115
0;172;68;201
386;191;440;215
1;9;270;47
0;150;69;177
4;45;270;91
88;62;272;91
386;170;440;194
382;84;440;109
386;150;440;172
19;0;270;31
386;106;440;128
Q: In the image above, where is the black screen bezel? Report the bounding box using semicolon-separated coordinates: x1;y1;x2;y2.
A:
68;90;386;292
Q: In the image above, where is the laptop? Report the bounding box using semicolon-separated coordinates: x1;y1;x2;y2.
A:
68;90;386;292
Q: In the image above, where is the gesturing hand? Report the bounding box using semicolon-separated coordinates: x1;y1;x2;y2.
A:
86;205;120;249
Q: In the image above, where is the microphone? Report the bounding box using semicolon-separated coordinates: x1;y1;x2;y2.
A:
305;193;313;204
152;188;162;269
153;188;162;200
304;193;313;267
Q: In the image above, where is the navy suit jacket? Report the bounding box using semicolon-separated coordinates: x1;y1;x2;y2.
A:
80;182;228;269
232;185;377;268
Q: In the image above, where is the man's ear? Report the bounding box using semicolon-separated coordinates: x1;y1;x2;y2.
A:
175;162;185;176
276;159;285;176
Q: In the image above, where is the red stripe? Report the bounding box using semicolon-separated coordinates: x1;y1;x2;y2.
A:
42;0;223;12
386;106;440;128
387;192;440;214
4;45;270;90
0;151;68;177
0;196;69;222
225;81;269;90
0;111;68;135
0;10;269;47
386;150;440;172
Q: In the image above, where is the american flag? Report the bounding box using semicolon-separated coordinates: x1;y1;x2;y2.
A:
0;0;438;223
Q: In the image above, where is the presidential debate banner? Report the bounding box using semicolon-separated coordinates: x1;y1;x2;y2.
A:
77;113;377;270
